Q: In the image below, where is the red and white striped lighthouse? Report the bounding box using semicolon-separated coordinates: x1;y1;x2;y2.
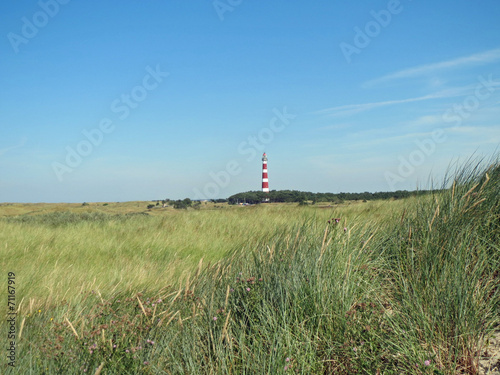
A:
262;153;269;193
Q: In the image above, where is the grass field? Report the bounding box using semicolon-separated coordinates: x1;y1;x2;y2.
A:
0;199;400;316
1;160;499;374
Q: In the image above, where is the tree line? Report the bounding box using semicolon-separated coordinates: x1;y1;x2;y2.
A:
151;189;434;209
227;189;433;205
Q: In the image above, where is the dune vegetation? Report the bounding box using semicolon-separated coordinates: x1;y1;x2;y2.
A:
1;159;499;374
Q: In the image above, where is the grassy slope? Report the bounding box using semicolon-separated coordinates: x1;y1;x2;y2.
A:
0;200;399;316
0;165;498;374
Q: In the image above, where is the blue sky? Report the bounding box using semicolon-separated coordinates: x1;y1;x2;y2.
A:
1;0;499;202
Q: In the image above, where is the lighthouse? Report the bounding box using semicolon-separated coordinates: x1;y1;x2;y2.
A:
262;153;269;199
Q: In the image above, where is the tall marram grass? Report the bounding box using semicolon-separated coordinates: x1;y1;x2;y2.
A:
0;202;398;319
0;206;307;317
383;157;500;373
1;158;499;374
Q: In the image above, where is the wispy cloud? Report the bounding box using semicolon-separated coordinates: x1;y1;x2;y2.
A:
316;123;352;131
402;115;443;129
316;91;456;117
315;94;436;117
315;80;500;118
445;124;500;135
0;137;27;157
344;129;444;149
363;48;500;88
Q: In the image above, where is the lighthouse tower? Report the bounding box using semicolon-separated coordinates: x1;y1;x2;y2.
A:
262;153;269;199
